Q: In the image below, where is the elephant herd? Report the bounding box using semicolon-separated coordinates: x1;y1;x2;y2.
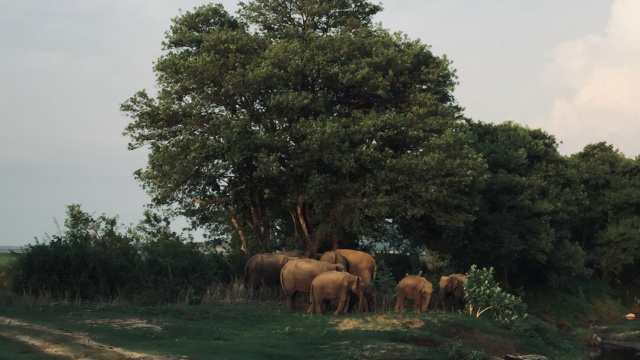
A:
243;249;468;315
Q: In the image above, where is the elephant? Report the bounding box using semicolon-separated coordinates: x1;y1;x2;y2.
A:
395;275;433;313
319;251;349;272
333;249;377;311
348;283;377;313
244;253;296;298
438;273;468;312
309;271;364;315
280;258;346;310
333;249;376;284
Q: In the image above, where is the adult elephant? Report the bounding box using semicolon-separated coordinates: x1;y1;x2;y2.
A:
244;253;296;298
280;259;345;310
309;271;364;315
333;249;375;284
438;273;468;312
395;275;433;313
319;251;349;272
334;249;376;312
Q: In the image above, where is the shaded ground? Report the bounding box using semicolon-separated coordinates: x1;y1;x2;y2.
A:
330;315;524;358
0;316;179;359
0;304;584;359
0;313;525;360
452;324;524;359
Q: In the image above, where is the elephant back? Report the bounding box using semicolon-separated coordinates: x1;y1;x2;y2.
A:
319;251;349;271
280;258;346;294
334;249;376;285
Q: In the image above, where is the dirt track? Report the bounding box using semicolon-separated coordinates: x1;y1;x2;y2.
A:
0;316;181;359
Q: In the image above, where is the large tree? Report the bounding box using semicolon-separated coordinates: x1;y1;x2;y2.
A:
460;121;587;287
121;1;485;254
569;142;640;280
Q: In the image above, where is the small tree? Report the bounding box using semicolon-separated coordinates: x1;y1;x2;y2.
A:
373;260;396;311
464;265;526;323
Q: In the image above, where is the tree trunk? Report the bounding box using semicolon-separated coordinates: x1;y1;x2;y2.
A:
296;197;313;253
230;216;248;254
250;205;270;254
331;233;341;250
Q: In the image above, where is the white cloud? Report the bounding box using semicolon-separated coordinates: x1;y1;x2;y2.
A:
535;0;640;157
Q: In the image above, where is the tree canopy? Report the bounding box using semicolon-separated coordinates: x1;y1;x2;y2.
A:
569;143;640;279
120;0;640;288
460;121;587;287
122;0;485;254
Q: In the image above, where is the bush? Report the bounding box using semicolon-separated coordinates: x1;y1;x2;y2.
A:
135;238;223;304
373;260;397;311
10;205;241;305
465;265;526;323
11;204;140;301
447;341;485;360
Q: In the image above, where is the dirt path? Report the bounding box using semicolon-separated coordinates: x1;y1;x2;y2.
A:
0;316;182;359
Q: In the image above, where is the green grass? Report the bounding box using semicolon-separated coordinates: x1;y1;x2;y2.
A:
0;301;585;360
0;336;50;359
0;253;18;266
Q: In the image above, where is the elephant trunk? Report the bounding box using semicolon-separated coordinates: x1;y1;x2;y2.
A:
357;289;364;313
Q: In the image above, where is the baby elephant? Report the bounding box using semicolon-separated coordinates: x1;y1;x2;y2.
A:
310;271;364;315
395;275;433;313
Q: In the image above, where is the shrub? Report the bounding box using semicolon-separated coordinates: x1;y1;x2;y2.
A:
465;265;526;323
11;205;140;301
447;341;485;360
373;260;397;311
10;205;237;305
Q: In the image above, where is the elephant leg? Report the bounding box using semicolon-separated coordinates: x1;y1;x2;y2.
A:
335;294;347;315
285;293;294;311
395;295;405;312
360;296;369;313
414;298;421;312
308;295;315;314
344;294;351;314
425;293;432;312
316;297;325;315
310;294;321;315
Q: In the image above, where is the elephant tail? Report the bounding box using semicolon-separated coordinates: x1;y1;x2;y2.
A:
279;266;286;294
309;283;314;304
372;263;377;283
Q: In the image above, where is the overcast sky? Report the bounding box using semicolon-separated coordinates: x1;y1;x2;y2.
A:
1;0;638;246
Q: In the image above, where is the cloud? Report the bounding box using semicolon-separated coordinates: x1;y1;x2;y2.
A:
534;0;640;157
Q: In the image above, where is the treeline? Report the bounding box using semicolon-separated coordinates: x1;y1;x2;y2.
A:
458;124;640;288
8;206;248;303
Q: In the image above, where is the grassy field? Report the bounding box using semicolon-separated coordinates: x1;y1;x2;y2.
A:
0;253;18;266
0;300;588;360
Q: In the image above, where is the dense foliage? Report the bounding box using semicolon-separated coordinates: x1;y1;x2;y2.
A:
117;0;640;289
464;265;526;323
460;121;588;287
569;142;640;279
121;0;486;256
11;205;245;303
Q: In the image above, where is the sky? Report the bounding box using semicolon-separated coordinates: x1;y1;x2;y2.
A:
1;0;638;247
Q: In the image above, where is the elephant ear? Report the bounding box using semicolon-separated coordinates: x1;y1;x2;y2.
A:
446;278;456;292
450;277;463;291
439;276;450;289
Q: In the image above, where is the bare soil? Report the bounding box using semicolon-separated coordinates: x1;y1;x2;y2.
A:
331;315;526;359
